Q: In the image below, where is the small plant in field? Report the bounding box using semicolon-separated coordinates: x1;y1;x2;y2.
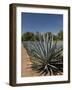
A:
27;33;63;76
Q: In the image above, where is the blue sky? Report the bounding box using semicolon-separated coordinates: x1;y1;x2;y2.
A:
21;12;63;34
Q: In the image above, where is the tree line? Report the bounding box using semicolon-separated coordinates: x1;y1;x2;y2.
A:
22;30;63;41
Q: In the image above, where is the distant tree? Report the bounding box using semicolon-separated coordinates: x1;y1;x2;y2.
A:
21;32;35;41
35;32;40;41
53;35;58;41
57;30;63;40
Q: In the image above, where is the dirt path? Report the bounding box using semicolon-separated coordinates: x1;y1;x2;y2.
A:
21;46;40;77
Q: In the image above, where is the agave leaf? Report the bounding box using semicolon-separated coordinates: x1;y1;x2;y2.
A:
25;32;63;76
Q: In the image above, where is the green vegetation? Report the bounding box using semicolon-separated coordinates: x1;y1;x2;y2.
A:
26;33;63;76
22;32;35;41
22;31;63;76
57;30;63;40
21;30;63;42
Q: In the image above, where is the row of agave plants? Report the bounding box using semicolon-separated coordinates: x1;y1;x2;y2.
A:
22;33;63;76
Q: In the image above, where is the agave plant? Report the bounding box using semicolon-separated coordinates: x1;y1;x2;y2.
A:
27;33;63;76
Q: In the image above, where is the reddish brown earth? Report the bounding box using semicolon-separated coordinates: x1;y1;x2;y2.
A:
21;46;40;77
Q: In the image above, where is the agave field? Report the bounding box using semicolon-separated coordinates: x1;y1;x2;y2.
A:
22;33;63;76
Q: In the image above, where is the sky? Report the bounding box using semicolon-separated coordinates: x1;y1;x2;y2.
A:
21;12;63;34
